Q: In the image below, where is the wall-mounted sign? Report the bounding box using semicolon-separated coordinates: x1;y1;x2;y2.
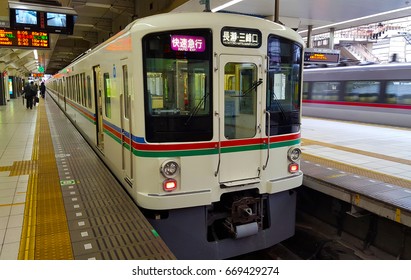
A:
0;29;49;48
221;27;261;48
171;35;205;52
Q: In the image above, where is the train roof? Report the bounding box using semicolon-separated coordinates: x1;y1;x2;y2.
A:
56;12;303;75
130;12;303;43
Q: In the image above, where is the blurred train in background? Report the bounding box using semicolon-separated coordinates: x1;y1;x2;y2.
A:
302;63;411;128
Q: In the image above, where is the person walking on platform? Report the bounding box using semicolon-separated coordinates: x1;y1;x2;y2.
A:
40;81;46;98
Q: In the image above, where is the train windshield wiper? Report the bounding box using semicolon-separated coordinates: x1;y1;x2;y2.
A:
185;92;209;126
242;78;263;96
232;79;263;97
271;91;287;121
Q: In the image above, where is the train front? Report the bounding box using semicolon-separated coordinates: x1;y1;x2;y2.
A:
135;13;304;259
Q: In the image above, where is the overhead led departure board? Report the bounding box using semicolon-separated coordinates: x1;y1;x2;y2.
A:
304;48;340;64
0;29;49;48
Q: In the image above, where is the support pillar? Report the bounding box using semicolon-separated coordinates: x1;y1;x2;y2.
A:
274;0;280;23
329;28;335;49
307;25;313;48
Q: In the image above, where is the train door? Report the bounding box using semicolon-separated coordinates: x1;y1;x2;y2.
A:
217;55;264;185
119;63;133;185
93;65;104;152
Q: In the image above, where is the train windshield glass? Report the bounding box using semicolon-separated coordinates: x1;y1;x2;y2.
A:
143;29;213;142
266;35;302;135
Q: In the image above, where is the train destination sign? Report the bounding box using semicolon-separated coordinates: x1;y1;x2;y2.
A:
171;35;205;52
221;27;262;48
0;29;49;48
304;48;340;64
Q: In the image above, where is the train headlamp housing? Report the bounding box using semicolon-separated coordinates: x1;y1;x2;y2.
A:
160;160;179;178
288;147;302;162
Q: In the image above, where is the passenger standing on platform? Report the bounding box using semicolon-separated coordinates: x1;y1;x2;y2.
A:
40;82;46;98
24;81;36;109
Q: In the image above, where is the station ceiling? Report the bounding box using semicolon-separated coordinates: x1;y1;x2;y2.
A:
1;0;411;77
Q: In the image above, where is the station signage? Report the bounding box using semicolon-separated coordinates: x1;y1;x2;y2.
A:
221;27;262;48
304;48;340;64
0;28;49;48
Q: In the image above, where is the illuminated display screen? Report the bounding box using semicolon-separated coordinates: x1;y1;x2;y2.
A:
47;12;66;27
171;35;205;52
304;49;340;64
9;5;75;35
0;29;49;48
221;27;261;48
15;9;37;25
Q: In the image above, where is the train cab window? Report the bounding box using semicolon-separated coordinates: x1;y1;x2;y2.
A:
266;35;302;135
103;73;112;118
385;81;411;105
143;29;213;142
311;82;341;100
224;63;257;139
345;81;380;102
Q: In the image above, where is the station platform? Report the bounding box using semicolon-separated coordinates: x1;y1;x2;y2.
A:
0;96;175;260
301;117;411;227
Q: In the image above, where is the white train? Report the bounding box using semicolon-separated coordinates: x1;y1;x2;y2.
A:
303;63;411;128
46;12;304;259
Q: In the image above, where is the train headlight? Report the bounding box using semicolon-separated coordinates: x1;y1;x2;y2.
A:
160;160;179;178
288;147;302;162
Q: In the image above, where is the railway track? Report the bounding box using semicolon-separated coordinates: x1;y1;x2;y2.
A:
233;186;407;260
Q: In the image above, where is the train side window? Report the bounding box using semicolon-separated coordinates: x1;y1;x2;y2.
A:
123;65;130;119
81;73;86;106
67;76;72;99
386;81;411;105
75;74;79;103
103;73;112;118
345;81;380;103
311;82;340;100
86;75;92;108
303;82;309;100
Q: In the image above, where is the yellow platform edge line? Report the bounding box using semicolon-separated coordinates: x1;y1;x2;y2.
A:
18;101;73;260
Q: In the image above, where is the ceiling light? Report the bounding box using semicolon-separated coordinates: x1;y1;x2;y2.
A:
85;2;111;9
212;0;244;13
74;23;94;28
33;49;38;60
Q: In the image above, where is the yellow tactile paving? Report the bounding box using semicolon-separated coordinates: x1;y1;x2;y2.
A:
302;138;411;166
0;166;12;172
302;153;411;189
18;101;73;260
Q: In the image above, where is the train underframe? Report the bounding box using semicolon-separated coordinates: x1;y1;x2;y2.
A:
146;188;297;260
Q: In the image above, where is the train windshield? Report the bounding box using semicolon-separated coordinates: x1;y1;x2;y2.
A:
266;35;302;135
143;29;213;142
